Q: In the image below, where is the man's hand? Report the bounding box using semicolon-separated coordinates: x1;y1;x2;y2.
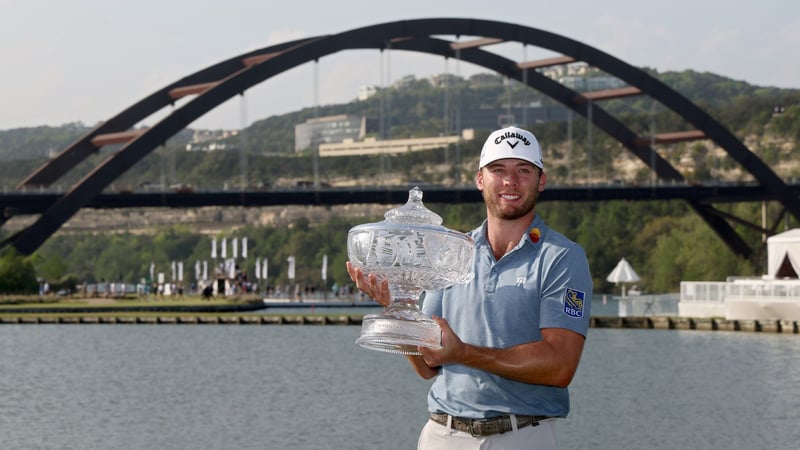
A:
418;315;463;368
345;261;391;307
420;318;586;387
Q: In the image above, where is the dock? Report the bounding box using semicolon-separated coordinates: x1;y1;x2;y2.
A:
0;314;797;333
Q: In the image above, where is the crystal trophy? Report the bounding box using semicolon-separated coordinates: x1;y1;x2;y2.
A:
347;187;475;355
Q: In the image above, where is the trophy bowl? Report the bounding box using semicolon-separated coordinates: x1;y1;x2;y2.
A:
347;187;475;355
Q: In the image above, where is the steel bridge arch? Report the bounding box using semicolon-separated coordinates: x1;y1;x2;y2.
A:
10;18;799;257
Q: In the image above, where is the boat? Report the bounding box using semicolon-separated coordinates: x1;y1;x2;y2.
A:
679;228;800;321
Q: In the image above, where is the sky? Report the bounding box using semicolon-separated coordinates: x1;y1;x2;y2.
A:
1;0;798;131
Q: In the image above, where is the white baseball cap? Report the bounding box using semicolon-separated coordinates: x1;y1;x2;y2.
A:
478;126;544;170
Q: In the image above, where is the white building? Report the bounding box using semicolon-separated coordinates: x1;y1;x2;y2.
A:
318;129;475;158
679;229;800;320
294;115;366;152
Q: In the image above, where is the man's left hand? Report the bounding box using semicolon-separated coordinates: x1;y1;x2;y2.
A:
418;315;464;367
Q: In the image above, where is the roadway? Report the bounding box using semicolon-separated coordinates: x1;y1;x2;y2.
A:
3;182;799;216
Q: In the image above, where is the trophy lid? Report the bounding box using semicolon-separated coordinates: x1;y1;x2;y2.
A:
384;187;443;225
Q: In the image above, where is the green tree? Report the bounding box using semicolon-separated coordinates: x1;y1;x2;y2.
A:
0;249;39;294
35;250;69;283
637;214;754;292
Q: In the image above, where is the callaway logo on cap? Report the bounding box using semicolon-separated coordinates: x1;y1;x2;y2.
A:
478;126;544;170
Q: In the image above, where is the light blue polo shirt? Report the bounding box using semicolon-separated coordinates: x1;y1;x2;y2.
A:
421;214;592;419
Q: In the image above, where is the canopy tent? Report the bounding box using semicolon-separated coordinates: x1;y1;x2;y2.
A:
607;257;640;297
766;229;800;279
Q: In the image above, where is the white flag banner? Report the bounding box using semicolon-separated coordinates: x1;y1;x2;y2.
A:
262;257;268;282
195;261;200;281
149;262;155;281
227;258;236;279
211;237;217;259
232;238;238;259
255;258;261;280
171;261;176;281
321;254;328;281
221;238;227;259
287;256;295;280
202;260;208;281
242;237;248;259
178;261;184;282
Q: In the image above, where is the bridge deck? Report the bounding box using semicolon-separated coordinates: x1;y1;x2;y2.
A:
2;183;797;215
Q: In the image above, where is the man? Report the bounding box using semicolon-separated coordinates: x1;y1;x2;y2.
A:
347;125;592;449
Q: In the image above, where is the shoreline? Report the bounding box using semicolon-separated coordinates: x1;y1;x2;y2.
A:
0;313;796;334
1;296;796;333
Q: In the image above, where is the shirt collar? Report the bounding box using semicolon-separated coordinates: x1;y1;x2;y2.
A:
474;215;545;250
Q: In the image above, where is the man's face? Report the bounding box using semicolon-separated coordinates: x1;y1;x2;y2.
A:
476;158;546;221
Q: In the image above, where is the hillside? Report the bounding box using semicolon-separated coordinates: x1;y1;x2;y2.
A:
1;68;798;234
1;69;798;162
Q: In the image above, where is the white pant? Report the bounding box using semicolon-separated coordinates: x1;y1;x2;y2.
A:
417;417;559;450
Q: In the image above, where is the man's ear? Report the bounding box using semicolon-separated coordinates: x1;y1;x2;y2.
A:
475;169;484;191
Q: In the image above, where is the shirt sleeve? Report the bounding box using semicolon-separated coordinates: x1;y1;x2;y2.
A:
421;289;443;317
539;243;593;336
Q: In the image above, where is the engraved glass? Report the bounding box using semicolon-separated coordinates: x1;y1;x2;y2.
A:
347;187;475;355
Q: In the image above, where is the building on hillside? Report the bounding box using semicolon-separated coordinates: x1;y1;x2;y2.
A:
559;75;627;92
295;102;569;157
539;62;622;89
185;129;239;152
319;129;475;158
294;115;366;152
540;62;591;80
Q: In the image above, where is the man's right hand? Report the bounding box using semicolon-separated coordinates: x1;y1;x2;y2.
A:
346;261;391;307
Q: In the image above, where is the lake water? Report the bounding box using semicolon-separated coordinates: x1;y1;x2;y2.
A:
0;325;798;449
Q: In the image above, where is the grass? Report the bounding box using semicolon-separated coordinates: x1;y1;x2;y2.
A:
0;294;259;314
0;294;256;307
0;294;364;322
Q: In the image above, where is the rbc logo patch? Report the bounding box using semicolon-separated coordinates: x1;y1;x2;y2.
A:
563;288;585;318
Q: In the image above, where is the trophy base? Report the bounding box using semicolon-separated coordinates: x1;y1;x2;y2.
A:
355;307;441;356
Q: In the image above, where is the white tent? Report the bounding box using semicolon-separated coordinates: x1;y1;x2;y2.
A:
607;257;640;297
766;229;800;279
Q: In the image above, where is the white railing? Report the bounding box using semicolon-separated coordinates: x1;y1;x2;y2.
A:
680;281;727;303
681;280;800;303
726;279;800;301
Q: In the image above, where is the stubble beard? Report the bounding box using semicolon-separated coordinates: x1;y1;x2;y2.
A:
482;189;538;221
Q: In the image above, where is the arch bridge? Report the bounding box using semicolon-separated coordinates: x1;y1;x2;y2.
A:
5;18;799;258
